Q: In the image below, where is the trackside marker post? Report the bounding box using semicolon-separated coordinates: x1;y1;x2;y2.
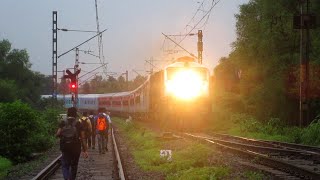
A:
160;150;172;161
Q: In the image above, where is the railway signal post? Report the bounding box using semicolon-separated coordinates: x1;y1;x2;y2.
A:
64;69;81;108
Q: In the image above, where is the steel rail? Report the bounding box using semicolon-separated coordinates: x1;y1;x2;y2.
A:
212;133;320;153
184;133;320;179
112;128;126;180
32;154;62;180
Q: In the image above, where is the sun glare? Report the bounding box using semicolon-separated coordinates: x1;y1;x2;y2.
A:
165;69;206;100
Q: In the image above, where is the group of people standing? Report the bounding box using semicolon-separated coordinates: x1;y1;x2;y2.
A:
56;107;112;180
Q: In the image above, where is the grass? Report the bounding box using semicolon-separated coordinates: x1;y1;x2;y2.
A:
243;171;265;180
114;117;230;179
211;113;320;146
0;156;12;179
166;167;229;180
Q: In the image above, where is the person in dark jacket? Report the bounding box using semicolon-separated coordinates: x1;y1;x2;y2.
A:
56;107;88;180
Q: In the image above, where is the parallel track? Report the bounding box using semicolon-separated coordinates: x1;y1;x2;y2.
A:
183;133;320;179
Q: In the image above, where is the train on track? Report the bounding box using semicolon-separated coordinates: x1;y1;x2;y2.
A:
43;56;212;129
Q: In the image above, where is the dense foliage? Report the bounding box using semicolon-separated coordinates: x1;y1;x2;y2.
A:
0;39;52;106
0;39;62;165
213;0;320;125
0;101;56;163
0;156;12;179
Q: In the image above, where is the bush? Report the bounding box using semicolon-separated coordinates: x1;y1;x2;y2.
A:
0;156;12;178
301;118;320;146
231;113;262;132
39;108;61;135
0;101;54;163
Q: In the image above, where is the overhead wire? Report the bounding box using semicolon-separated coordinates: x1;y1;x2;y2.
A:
95;0;108;78
174;0;221;49
162;0;206;55
184;0;206;31
196;0;215;30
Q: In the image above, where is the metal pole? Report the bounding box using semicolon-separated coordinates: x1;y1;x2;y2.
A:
52;11;58;100
305;0;310;124
197;30;203;64
299;0;309;126
63;70;65;103
74;48;79;108
125;70;128;91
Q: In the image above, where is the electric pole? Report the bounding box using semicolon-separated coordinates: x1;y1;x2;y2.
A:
294;0;316;126
74;48;80;108
197;30;203;64
125;70;129;91
52;11;58;100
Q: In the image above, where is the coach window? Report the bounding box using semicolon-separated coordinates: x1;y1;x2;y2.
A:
135;96;140;104
123;100;129;106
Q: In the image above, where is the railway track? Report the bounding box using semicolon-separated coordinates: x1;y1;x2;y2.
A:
32;128;126;180
182;133;320;179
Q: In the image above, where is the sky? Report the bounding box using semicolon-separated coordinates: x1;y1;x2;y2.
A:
0;0;249;81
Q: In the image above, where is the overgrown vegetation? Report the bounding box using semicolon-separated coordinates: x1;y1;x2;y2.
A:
0;39;63;167
0;101;60;163
211;112;320;146
243;171;265;180
116;118;263;179
213;0;320;127
0;156;12;179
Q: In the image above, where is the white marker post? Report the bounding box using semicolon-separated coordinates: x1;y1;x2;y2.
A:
160;150;172;161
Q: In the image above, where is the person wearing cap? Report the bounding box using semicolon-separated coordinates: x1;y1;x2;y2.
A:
56;107;88;180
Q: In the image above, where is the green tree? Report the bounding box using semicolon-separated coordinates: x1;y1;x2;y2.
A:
0;101;54;163
214;0;320;124
0;39;51;105
0;79;19;102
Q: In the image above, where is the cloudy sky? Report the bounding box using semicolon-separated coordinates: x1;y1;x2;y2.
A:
0;0;249;81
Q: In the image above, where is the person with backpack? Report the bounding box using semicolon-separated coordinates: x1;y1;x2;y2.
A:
88;111;96;149
79;111;92;148
94;108;109;154
56;107;88;180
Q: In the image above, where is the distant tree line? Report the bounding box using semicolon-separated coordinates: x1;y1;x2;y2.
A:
213;0;320;125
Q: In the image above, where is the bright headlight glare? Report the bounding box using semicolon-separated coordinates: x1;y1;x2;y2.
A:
165;69;204;100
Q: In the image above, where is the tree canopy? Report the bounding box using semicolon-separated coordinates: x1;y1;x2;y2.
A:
0;39;51;105
213;0;320;124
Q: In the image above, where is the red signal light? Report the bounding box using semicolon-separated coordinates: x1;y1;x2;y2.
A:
70;83;77;89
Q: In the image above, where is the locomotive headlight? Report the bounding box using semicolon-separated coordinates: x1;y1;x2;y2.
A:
165;69;204;100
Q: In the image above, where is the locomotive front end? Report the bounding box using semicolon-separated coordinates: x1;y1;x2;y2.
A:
165;66;209;100
160;57;211;131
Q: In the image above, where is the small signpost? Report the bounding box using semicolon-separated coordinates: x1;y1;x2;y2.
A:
160;150;172;161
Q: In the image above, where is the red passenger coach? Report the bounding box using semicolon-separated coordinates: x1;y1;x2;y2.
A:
98;96;111;109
